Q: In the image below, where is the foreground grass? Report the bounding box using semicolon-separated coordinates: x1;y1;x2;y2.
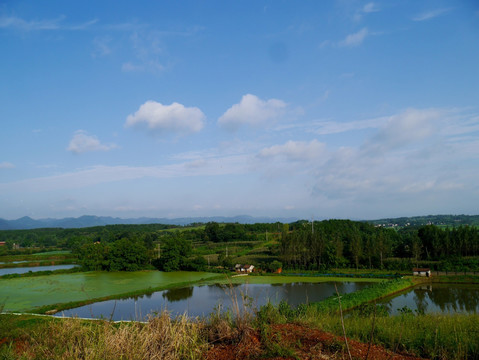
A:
2;306;479;359
0;313;207;360
315;312;479;359
256;301;479;360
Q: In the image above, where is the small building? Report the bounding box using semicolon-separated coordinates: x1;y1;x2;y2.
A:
0;241;5;246
413;268;431;277
235;264;255;273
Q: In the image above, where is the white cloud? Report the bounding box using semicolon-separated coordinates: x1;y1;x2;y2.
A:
67;131;117;154
412;8;451;21
0;162;14;169
126;100;205;135
218;94;287;130
258;140;326;162
363;3;379;13
121;31;166;74
92;36;112;58
0;154;250;193
339;28;369;47
0;15;97;31
313;117;384;135
363;108;444;153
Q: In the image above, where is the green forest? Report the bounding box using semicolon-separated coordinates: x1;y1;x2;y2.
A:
1;216;478;273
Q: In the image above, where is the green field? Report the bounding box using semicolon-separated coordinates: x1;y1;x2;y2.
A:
0;270;219;312
31;250;72;256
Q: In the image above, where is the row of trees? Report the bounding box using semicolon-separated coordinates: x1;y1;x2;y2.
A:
280;220;479;270
280;220;395;270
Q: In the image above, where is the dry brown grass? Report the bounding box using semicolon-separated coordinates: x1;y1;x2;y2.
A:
27;312;207;360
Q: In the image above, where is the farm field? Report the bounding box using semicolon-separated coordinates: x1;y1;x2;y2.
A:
1;270;219;312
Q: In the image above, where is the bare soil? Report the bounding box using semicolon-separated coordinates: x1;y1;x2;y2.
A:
206;323;427;360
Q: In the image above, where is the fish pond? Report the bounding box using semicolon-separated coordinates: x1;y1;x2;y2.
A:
56;281;372;320
0;271;220;312
377;283;479;315
0;264;79;276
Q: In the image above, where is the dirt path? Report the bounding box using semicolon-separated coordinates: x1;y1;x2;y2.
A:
206;323;427;360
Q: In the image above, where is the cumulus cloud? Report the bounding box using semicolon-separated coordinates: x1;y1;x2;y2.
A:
258;140;326;162
339;28;369;47
218;94;287;130
0;162;14;169
67;131;117;154
126;100;205;135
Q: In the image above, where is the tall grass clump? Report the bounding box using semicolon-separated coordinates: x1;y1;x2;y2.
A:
204;282;254;345
25;313;207;360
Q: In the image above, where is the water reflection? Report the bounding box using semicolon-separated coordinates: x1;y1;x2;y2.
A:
162;287;194;302
379;284;479;315
57;281;370;321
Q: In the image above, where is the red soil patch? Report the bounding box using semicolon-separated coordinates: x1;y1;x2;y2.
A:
205;323;427;360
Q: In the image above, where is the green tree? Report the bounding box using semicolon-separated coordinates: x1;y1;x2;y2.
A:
154;235;192;272
108;237;148;271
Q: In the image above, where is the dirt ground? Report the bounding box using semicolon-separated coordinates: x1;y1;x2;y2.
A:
205;323;427;360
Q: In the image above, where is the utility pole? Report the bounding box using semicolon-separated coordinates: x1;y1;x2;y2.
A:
312;215;314;234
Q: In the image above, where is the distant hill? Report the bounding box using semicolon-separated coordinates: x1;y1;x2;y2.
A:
1;214;477;231
0;215;299;230
365;214;479;227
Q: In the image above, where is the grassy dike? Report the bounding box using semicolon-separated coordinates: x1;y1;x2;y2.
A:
310;277;414;313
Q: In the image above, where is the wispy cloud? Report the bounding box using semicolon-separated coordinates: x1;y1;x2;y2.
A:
92;36;112;58
412;8;451;21
258;140;326;162
339;27;369;47
0;154;250;193
353;2;380;22
363;3;380;13
0;162;14;169
312;117;384;135
121;31;167;73
67;130;117;154
0;14;97;31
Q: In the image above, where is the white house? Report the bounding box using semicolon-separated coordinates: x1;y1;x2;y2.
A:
413;268;431;277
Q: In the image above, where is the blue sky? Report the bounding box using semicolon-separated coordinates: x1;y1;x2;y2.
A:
1;0;478;220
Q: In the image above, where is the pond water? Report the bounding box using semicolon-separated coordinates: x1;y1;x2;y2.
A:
56;281;371;321
0;264;79;276
377;283;479;315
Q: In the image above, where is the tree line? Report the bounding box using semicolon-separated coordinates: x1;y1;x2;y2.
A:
280;220;479;271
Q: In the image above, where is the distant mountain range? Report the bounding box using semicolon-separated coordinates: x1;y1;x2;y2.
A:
0;215;300;230
1;214;477;231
